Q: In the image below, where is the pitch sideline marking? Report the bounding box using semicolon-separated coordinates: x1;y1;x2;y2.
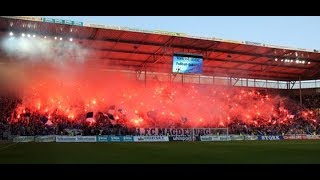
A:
0;142;19;151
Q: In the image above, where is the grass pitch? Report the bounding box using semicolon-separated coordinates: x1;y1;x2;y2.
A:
0;140;319;164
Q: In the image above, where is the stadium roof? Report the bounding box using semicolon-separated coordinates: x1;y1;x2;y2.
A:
1;16;320;81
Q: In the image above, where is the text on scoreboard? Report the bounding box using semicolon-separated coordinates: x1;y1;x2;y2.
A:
172;53;203;74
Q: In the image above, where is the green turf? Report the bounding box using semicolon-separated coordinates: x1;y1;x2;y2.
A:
0;141;320;163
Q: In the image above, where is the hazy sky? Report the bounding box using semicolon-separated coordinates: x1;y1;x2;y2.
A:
43;16;319;50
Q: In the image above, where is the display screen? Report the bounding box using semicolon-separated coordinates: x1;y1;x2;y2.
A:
172;53;203;74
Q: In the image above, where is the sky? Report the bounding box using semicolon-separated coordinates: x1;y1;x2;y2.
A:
43;16;320;50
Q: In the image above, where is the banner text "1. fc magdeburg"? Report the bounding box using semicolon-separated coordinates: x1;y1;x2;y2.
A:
136;128;216;136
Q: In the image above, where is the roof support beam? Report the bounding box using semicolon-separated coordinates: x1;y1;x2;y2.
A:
90;57;300;76
83;37;319;62
290;81;296;89
232;78;240;86
100;64;294;81
84;47;310;70
138;36;176;72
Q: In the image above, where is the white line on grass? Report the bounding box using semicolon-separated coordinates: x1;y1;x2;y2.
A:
0;142;18;151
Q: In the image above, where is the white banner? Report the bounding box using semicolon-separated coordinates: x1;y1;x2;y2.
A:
76;136;97;142
56;136;96;142
306;135;320;140
284;134;307;140
13;136;35;142
244;135;258;140
35;135;56;142
56;136;77;142
229;135;245;141
200;135;231;141
133;136;169;142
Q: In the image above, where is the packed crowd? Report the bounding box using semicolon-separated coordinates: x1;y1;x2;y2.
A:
292;94;320;109
0;96;136;138
1;91;320;139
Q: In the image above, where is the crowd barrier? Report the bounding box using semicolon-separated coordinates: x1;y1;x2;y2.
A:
257;135;284;140
169;136;194;141
12;134;320;143
133;136;169;142
197;135;260;141
200;135;231;141
245;135;259;140
97;136;134;142
230;135;245;141
56;136;97;142
13;136;35;142
283;134;320;140
35;135;56;142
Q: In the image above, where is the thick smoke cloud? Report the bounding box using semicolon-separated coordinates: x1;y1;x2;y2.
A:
1;36;87;65
0;36;301;128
